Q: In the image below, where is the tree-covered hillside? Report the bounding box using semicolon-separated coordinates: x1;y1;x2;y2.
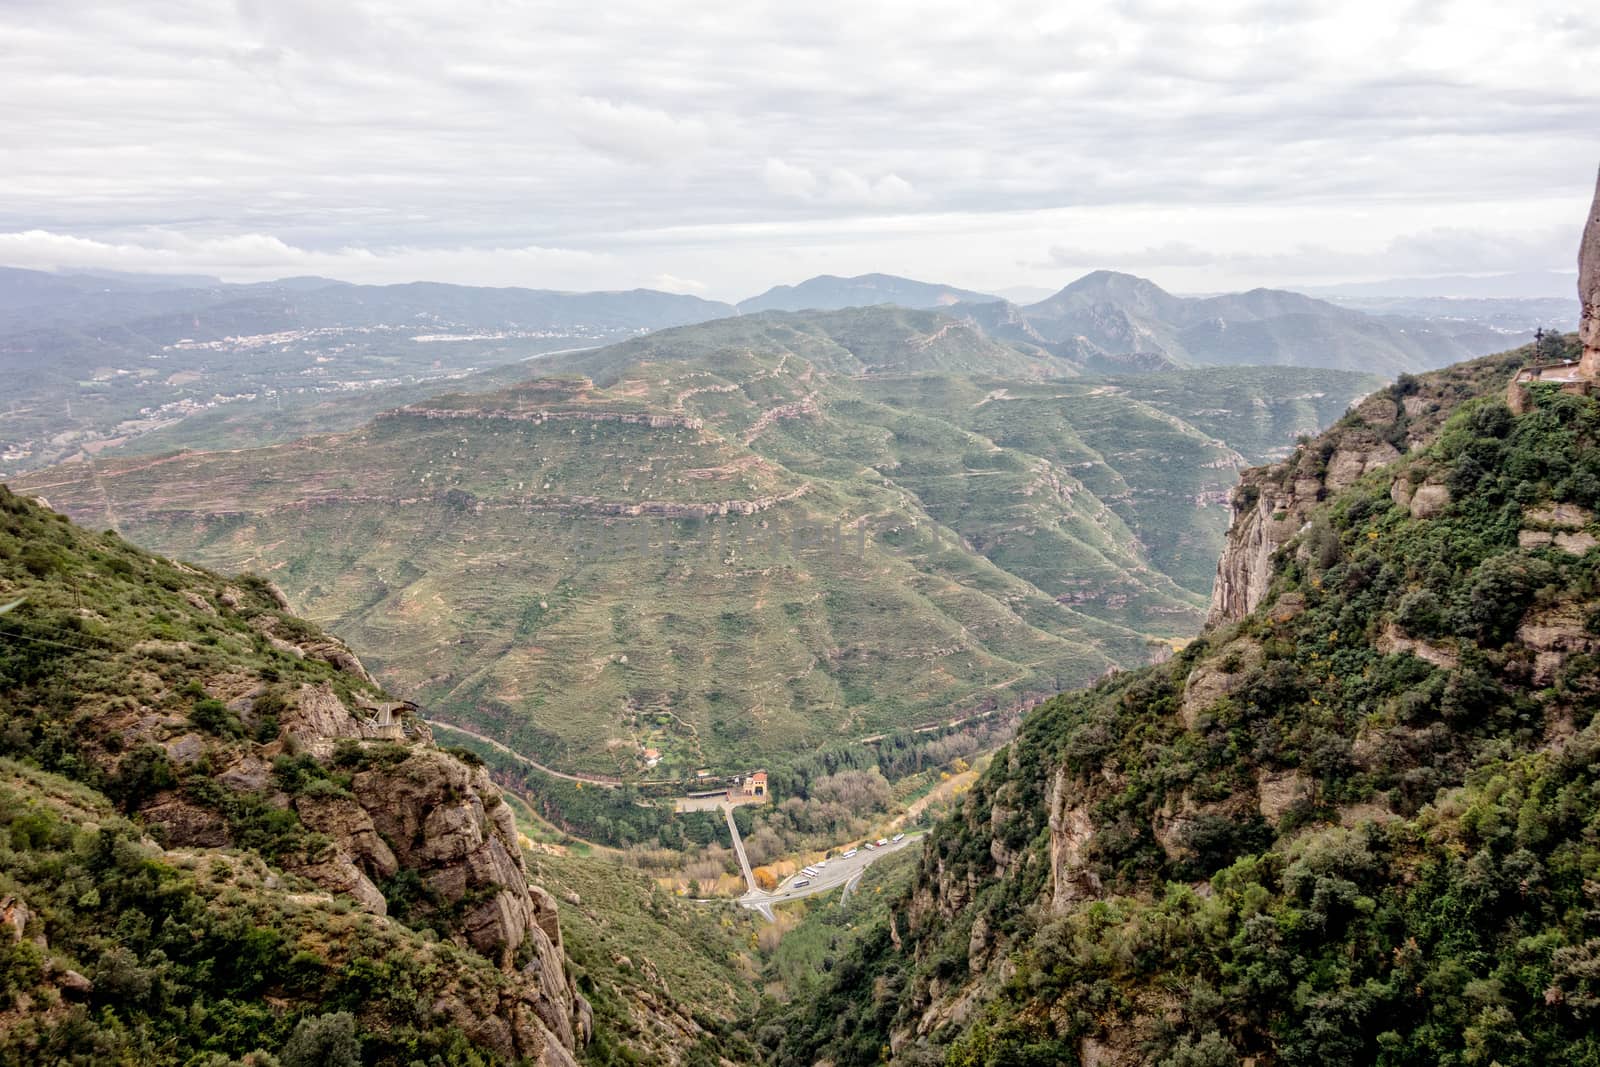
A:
766;343;1600;1066
0;486;590;1066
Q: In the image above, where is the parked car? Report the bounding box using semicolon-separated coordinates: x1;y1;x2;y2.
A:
864;842;877;850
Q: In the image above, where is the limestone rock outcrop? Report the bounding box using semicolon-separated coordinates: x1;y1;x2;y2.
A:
1047;768;1100;911
1207;372;1484;628
111;671;587;1062
343;748;593;1055
1581;166;1600;366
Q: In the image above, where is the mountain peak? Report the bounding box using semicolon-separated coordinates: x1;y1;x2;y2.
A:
1028;270;1178;308
1067;268;1170;291
737;273;998;313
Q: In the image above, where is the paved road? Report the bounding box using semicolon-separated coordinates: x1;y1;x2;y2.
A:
738;832;923;916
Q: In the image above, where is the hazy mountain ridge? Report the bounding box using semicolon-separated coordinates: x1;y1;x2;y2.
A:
1009;270;1536;374
0;264;1537;478
737;273;999;313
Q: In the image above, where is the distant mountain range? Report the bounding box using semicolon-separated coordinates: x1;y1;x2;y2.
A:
1302;269;1577;300
0;263;1547;476
0;266;734;335
15;305;1381;778
736;272;998;313
962;270;1539;375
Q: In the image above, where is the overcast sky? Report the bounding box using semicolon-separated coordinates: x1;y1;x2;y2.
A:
2;0;1597;300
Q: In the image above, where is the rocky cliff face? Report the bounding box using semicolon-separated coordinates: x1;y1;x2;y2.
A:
1581;166;1600;362
1206;347;1529;626
0;487;590;1065
1206;396;1400;625
149;653;594;1065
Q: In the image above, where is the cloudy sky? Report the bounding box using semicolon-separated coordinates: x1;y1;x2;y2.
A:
2;0;1597;300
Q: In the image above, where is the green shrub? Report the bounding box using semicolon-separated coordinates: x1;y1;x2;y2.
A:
189;697;244;739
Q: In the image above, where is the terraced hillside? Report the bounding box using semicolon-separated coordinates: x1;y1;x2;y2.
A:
14;307;1379;777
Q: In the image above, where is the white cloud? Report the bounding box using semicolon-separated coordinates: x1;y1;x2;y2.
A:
648;272;709;293
764;159;919;206
0;0;1595;298
567;97;712;163
0;229;614;287
1043;241;1220;270
763;158;819;200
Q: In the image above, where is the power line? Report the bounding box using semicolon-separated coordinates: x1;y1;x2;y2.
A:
0;626;108;655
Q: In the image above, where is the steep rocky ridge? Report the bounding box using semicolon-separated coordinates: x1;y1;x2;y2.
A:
0;485;589;1065
767;331;1600;1066
1583;167;1600;361
1207;343;1546;625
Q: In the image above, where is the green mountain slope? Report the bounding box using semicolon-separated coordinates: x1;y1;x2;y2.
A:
0;486;592;1065
12;308;1378;779
1013;270;1533;375
767;339;1600;1067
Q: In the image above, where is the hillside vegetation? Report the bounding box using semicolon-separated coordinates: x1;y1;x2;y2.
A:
766;342;1600;1066
1000;271;1532;375
0;485;590;1066
15;307;1379;778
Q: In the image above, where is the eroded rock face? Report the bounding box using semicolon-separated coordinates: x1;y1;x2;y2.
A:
1581;166;1600;364
1518;603;1600;686
288;851;387;915
1207;429;1398;626
1377;623;1459;670
1047;768;1101;911
1207;481;1301;627
127;676;587;1062
1258;768;1312;822
1405;482;1451;519
352;753;527;947
293;792;399;881
344;749;592;1055
1181;639;1262;728
141;792;231;848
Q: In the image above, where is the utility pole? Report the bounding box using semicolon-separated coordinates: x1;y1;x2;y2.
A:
1534;327;1546;366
